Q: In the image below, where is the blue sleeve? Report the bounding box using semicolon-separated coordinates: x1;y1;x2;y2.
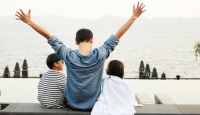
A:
47;35;70;60
98;35;119;59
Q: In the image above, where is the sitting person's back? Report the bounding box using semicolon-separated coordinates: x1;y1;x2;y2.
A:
48;31;119;109
91;60;142;115
38;53;67;108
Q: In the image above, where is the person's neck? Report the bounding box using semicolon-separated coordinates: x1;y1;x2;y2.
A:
78;42;92;55
51;68;60;71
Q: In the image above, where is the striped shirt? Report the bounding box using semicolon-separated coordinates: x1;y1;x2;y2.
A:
37;70;67;108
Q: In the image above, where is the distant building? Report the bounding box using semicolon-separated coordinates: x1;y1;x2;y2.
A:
144;64;151;79
161;72;166;80
22;59;28;78
151;67;158;79
14;62;21;78
3;66;10;78
139;60;145;79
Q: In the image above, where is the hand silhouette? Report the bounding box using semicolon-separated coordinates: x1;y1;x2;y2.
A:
133;2;146;19
15;9;32;24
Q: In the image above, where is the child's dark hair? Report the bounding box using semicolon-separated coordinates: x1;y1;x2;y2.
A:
107;60;124;79
76;28;93;44
46;53;61;69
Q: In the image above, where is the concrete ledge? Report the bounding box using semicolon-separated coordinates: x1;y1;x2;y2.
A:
1;103;200;115
9;103;68;115
135;104;182;115
176;105;200;114
67;108;91;115
155;94;175;104
0;103;19;115
135;94;155;104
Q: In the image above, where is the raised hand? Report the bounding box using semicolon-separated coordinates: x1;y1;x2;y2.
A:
15;9;32;24
132;2;146;19
15;9;52;39
115;2;146;39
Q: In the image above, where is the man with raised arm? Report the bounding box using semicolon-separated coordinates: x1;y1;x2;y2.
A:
15;2;146;110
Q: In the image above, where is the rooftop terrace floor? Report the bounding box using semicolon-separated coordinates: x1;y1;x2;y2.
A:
1;103;200;115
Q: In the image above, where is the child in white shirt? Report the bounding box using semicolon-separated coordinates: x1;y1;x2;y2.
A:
91;60;142;115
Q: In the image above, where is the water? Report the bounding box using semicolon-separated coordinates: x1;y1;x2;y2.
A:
1;32;200;104
0;32;200;78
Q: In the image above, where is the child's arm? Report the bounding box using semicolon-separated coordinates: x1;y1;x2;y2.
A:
15;9;52;39
115;2;146;39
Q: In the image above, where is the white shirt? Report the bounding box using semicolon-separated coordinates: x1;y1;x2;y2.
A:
91;75;142;115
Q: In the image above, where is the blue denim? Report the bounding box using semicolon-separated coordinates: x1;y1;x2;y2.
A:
48;35;119;109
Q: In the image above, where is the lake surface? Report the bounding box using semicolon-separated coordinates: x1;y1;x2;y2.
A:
0;32;200;78
1;32;200;104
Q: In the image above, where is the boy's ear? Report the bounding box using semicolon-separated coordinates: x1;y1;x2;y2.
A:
54;62;58;66
53;62;58;67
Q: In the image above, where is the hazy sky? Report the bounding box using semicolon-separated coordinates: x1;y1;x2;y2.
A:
0;0;200;19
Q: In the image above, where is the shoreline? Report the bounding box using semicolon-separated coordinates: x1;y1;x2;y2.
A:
1;77;200;80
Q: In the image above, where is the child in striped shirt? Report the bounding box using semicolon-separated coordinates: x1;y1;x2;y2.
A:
38;53;67;108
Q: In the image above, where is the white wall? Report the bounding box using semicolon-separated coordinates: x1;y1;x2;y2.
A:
0;78;200;104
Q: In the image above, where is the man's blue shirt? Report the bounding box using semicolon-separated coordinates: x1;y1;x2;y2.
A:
48;35;119;109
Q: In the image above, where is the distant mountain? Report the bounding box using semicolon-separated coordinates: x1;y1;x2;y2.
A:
0;15;200;34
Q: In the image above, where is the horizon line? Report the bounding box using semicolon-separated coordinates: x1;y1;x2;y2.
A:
1;14;200;20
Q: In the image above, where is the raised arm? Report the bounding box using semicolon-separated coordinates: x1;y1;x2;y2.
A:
15;9;52;39
115;2;146;39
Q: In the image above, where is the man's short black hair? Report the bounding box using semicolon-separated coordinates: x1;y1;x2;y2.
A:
46;53;61;69
107;60;124;79
76;28;93;44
